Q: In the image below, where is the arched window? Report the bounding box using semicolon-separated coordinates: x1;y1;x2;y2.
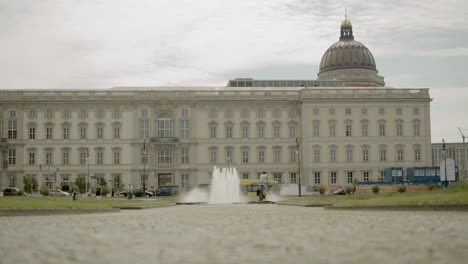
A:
157;112;173;139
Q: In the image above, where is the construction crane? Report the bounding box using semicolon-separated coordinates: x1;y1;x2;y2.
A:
458;127;467;182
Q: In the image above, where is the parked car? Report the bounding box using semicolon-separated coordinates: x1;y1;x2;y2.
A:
2;187;20;196
156;185;179;196
333;188;346;195
50;189;70;197
116;189;154;197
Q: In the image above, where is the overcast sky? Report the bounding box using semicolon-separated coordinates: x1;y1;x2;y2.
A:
1;0;467;142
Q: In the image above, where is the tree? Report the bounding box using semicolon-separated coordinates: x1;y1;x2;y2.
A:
23;176;38;193
75;177;86;193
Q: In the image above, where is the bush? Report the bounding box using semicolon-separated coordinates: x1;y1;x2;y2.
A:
23;176;38;193
18;190;24;196
397;186;406;193
427;184;436;191
372;185;380;194
40;185;49;196
318;185;326;195
101;185;109;196
172;188;179;196
345;185;354;194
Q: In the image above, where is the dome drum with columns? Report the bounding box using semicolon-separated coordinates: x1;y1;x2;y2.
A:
318;16;385;87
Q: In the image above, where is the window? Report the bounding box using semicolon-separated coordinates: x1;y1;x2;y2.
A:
362;149;369;161
289;109;297;118
346;149;353;161
8;176;16;187
63;127;69;140
242;173;249;179
329;123;336;137
157;113;173;138
224;109;232;118
314;149;320;162
158;148;172;165
273;173;282;183
314;172;321;184
226;126;233;139
347;172;353;184
345;108;351;115
273;108;280;118
113;151;121;165
181;147;189;164
45;151;53;165
273;125;280;138
241;109;248;118
181;174;190;191
330;172;337;184
113;175;121;190
210;126;217;139
28;109;37;119
258;149;265;163
413;121;420;136
8;119;17;139
96;151;103;165
313;108;319;116
210;149;217;164
180;120;190;138
289;125;296;138
241;125;249;139
289;149;297;163
242;150;249;163
257;108;264;118
363;171;370;182
329;108;335;115
396;108;402;115
313;122;320;137
61;176;70;191
97;127;104;139
225;147;233;163
330;149;337;162
397;149;404;161
8;110;15;118
139;119;149;138
379;124;386;136
290;173;297;183
29;127;36;140
379;108;385;115
181;109;188;118
380;148;387;161
413;108;419;115
63;151;69;165
113;127;120;139
45;109;54;119
29;152;35;165
257;125;264;139
346;125;352;137
396;123;403;137
62;109;71;119
80;150;88;165
79;109;88;118
96;109;104;119
112;109;121;119
415;148;421;161
209;108;217;118
361;108;367;115
274;149;281;163
80;127;87;140
46;127;53;140
141;109;148;118
361;123;368;137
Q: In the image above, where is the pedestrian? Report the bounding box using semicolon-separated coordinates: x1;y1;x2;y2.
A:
96;185;101;199
72;185;79;201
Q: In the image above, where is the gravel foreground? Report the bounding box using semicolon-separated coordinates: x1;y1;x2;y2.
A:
1;204;467;264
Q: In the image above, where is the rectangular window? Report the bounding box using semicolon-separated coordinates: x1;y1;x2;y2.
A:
273;108;280;118
210;149;217;164
45;151;52;165
80;127;87;140
380;149;387;161
289;125;296;138
46;127;53;140
313;108;319;116
273;125;280;138
330;149;336;162
415;149;421;161
396;124;403;137
80;151;88;165
97;127;104;139
363;171;370;182
289;149;297;163
314;172;321;184
397;149;404;161
112;109;121;118
258;150;265;163
242;150;249;163
226;126;233;139
158;148;172;165
96;109;104;119
273;173;282;183
379;108;385;115
414;122;420;136
330;172;337;184
181;147;189;164
209;108;217;118
63;127;69;140
224;109;232;118
242;126;249;139
180;120;190;138
290;173;297;183
79;109;88;118
257;126;264;139
141;109;148;118
243;173;249;180
345;108;351;115
45;109;54;119
274;149;281;163
379;124;385;136
181;109;188;118
8;120;17;139
28;109;36;119
29;127;36;140
346;125;352;137
361;108;367;115
210;127;217;139
241;109;248;118
62;109;71;119
139;119;149;138
289;109;297;118
113;127;120;139
63;152;69;165
96;151;103;165
329;108;335;115
29;152;35;165
314;149;320;162
157;119;173;138
346;149;353;161
362;149;369;161
347;172;354;184
113;151;120;164
313;123;320;137
361;124;368;137
225;148;233;163
329;124;335;137
181;174;189;191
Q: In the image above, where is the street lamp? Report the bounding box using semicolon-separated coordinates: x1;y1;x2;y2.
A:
442;139;448;187
85;149;90;195
458;127;466;182
142;139;148;192
296;138;301;197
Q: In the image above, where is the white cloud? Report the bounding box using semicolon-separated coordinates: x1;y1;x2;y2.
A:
415;48;468;57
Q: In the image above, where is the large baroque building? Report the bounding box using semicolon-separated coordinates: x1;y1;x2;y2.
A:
0;17;432;192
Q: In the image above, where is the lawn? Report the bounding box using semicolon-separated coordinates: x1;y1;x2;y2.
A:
0;196;176;209
281;184;468;207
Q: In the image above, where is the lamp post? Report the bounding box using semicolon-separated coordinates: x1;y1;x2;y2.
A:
442;139;448;187
85;149;90;195
142;139;148;192
458;127;466;182
296;138;301;197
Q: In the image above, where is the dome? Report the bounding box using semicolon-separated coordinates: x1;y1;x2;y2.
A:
319;40;377;73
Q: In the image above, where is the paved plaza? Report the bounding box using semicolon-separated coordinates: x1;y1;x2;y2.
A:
1;204;468;264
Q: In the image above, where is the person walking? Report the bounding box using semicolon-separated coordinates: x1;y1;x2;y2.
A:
72;185;79;201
